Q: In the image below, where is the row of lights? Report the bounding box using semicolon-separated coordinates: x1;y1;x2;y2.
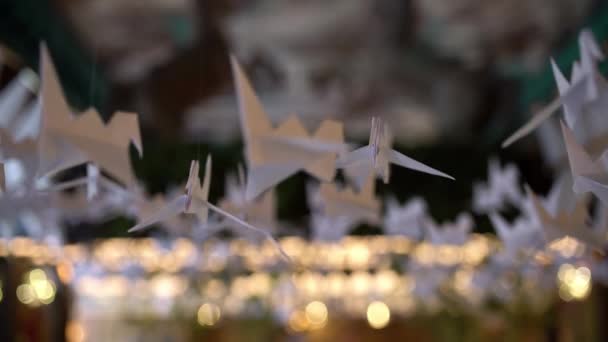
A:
287;300;391;332
0;235;495;274
195;299;390;331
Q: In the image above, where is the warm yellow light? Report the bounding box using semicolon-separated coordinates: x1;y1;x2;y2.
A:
346;241;370;269
66;321;86;342
326;272;345;297
0;280;3;302
288;310;309;332
374;270;398;295
27;269;56;304
198;303;221;326
16;284;36;305
150;274;186;299
549;238;585;258
56;262;74;284
204;279;226;300
558;264;591;301
305;301;328;328
29;269;47;283
249;273;271;297
367;301;390;329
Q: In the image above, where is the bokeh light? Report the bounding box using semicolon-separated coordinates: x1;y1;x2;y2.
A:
198;303;221;326
367;301;390;329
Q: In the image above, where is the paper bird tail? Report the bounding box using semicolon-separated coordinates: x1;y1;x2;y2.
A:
560;121;601;181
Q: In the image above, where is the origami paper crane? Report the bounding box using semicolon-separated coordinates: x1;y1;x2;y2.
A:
219;165;276;224
489;213;544;256
218;165;278;239
337;116;453;190
231;55;346;200
128;156;290;261
315;174;381;223
37;44;143;185
473;159;523;214
128;156;212;232
527;186;606;250
383;196;428;239
503;29;607;147
561;120;608;203
0;69;38;133
309;213;357;241
425;213;473;245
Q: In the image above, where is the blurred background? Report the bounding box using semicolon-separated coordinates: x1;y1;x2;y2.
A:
1;0;608;341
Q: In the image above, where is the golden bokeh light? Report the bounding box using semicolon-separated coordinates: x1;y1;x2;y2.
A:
558;264;591;301
198;303;221;326
66;321;86;342
367;301;390;329
17;269;56;306
305;301;328;328
288;310;309;332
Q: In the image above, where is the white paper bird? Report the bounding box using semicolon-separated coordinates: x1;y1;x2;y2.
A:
0;130;38;190
0;69;38;133
309;214;356;242
219;165;276;222
489;213;544;256
127;157;289;260
473;159;523;214
37;44;143;185
128;156;213;232
503;29;607;147
560;120;608;203
337;116;453;190
526;186;606;250
315;174;381;224
383;196;428;239
425;213;473;245
218;165;278;239
231;56;346;200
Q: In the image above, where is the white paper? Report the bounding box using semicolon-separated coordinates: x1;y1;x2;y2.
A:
231;56;345;200
489;213;543;256
502;29;607;147
218;165;277;239
337;117;453;189
383;196;427;239
473;159;523;214
526;186;606;250
424;213;473;245
560;120;608;203
37;44;142;185
316;173;381;223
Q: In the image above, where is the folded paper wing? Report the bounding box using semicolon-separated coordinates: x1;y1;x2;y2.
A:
560;120;608;202
383;196;428;239
526;187;605;250
128;195;189;232
502;29;606;147
337;117;453;189
0;69;37;130
425;213;473;245
37;44;142;185
231;55;344;200
184;156;212;223
317;174;380;222
489;213;543;254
